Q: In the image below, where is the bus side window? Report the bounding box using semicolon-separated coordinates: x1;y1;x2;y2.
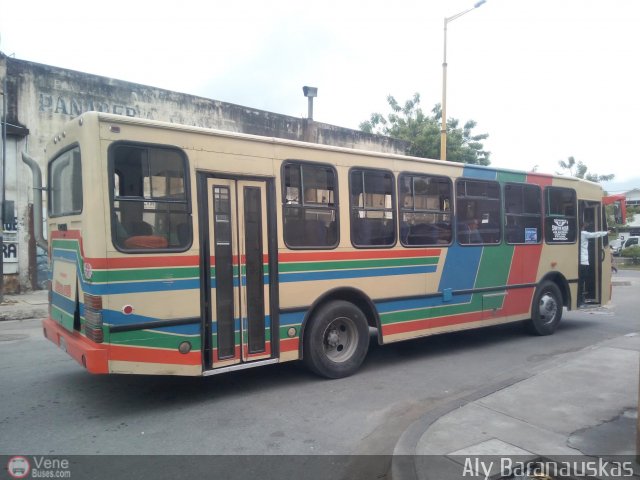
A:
398;173;452;247
544;187;577;244
350;169;396;248
110;144;191;252
504;183;542;244
455;179;501;245
282;162;338;249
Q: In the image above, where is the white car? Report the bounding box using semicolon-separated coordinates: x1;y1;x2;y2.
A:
621;236;640;252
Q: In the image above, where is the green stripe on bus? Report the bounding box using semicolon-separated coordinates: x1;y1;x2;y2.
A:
380;296;484;325
279;256;439;273
51;304;75;331
475;244;514;288
109;329;202;350
90;267;200;283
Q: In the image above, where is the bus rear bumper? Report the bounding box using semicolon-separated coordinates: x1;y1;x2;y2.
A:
43;318;109;374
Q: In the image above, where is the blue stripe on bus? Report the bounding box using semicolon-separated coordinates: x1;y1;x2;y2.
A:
280;311;306;326
462;166;498;180
84;279;201;295
437;243;483;304
279;265;437;283
52;249;78;263
51;291;76;315
210;275;270;288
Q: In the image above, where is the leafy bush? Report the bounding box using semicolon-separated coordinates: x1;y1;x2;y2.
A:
621;245;640;264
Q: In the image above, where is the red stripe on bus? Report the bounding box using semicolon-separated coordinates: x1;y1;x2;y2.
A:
526;173;553;187
500;287;536;316
280;337;299;352
498;242;543;315
82;256;200;270
52;230;200;270
278;249;440;263
382;311;486;336
508;244;543;285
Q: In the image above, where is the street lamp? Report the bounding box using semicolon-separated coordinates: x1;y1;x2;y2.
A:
440;0;486;161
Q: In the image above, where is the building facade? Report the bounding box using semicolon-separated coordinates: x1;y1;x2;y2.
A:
0;53;408;292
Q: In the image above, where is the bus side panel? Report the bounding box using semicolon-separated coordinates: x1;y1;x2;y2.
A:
380;241;541;342
50;231;203;375
98;257;203;376
50;232;80;332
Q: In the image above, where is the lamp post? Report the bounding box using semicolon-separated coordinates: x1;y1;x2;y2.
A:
440;0;486;161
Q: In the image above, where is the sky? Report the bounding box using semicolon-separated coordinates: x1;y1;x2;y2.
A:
1;0;639;193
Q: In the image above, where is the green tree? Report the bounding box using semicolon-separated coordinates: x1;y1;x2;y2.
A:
360;93;490;165
556;156;614;183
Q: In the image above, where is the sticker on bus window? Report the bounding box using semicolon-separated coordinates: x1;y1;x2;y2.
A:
525;228;538;243
551;218;569;242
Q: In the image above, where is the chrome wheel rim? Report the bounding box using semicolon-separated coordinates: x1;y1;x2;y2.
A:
322;316;358;363
539;292;558;325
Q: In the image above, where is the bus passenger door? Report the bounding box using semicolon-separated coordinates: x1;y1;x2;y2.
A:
579;201;608;305
203;177;274;371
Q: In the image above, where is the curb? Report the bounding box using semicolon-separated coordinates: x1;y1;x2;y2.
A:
391;374;530;480
390;331;638;480
0;308;47;322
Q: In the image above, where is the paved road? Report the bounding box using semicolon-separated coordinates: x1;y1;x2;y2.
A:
0;272;637;477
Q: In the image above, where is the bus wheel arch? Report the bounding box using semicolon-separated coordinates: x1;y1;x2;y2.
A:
299;288;379;378
539;272;571;309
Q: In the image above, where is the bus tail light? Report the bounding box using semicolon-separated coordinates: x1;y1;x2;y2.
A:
84;293;104;343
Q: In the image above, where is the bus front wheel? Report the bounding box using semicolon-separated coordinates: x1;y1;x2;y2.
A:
527;281;563;336
303;300;369;379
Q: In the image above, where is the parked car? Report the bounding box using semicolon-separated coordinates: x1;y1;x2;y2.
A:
621;236;640;252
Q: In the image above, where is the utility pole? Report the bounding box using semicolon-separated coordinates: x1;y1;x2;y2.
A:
0;75;7;302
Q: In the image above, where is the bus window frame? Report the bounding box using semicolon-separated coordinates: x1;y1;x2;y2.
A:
397;171;453;248
108;141;193;254
455;178;502;247
503;182;543;245
544;186;577;245
349;167;397;249
48;143;83;218
280;159;340;250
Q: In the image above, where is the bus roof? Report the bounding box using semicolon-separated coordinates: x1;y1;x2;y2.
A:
58;111;593;187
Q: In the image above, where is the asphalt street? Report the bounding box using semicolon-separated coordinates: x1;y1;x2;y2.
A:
0;271;638;479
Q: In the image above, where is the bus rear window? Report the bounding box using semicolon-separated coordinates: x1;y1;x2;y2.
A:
49;146;82;216
110;144;191;251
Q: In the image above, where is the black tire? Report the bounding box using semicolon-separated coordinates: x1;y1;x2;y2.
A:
303;300;370;379
527;281;563;336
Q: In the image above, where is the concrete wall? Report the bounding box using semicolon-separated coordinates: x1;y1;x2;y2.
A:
0;53;408;291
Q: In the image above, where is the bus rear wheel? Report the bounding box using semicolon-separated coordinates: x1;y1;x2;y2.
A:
303;300;369;379
527;281;563;336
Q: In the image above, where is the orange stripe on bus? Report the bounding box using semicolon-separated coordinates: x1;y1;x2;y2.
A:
109;345;201;365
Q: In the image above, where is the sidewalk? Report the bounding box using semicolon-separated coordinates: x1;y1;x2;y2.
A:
393;275;640;480
0;289;48;321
